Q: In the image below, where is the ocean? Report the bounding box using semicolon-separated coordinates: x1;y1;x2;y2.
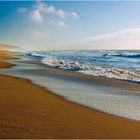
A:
26;50;140;83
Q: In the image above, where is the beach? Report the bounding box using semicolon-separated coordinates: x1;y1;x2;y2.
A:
0;51;140;138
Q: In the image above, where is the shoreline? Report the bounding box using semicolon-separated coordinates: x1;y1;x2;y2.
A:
0;52;140;138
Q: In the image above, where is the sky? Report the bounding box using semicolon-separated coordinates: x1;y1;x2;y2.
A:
1;1;140;50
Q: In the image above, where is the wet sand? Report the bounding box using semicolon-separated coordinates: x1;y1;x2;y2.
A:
0;52;140;138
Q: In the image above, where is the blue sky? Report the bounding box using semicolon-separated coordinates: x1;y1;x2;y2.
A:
1;1;140;50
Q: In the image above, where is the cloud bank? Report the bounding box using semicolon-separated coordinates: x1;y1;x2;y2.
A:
60;28;140;50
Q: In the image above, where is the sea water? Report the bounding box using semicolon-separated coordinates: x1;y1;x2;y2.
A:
25;50;140;83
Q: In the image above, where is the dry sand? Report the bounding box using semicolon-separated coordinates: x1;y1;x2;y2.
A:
0;52;140;139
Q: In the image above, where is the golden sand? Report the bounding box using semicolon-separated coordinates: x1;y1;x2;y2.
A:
0;50;18;60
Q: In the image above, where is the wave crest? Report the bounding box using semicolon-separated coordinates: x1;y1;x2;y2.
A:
42;57;140;83
103;53;140;58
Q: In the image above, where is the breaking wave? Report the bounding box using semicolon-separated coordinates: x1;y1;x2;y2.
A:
103;53;140;58
25;52;45;58
41;56;140;83
25;51;140;83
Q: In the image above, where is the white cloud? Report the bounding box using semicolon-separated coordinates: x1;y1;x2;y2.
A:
36;1;46;11
18;1;79;26
84;28;140;41
31;9;43;23
69;12;79;19
46;5;55;14
37;1;80;20
57;9;66;19
17;7;28;13
60;28;140;50
57;20;67;27
56;10;79;20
